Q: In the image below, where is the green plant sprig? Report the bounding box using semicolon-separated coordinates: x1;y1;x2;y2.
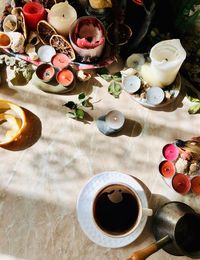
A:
97;68;122;98
63;92;93;120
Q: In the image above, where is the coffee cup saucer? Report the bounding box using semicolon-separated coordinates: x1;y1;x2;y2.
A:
76;171;149;248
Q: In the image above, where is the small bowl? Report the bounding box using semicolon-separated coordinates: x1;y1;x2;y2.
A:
0;32;12;48
36;63;55;83
56;68;74;87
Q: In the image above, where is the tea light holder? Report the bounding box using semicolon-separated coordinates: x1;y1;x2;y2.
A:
97;110;125;136
191;176;200;195
35;63;55;83
51;53;71;70
0;32;12;48
56;69;74;87
162;143;179;161
159;160;175;178
172;173;191;195
122;75;141;94
37;45;56;63
146;87;165;105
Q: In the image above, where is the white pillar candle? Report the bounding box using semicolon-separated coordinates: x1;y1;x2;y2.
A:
105;110;125;130
141;39;186;88
47;2;77;37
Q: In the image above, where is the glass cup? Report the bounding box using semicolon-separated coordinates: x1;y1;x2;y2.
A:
69;16;106;63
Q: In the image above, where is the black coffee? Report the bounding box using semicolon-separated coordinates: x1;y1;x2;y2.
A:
93;185;139;235
175;213;200;252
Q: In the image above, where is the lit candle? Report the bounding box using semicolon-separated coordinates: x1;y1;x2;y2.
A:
191;176;200;195
146;87;165;105
22;2;46;30
172;173;191;194
141;39;186;87
105;110;125;130
162;144;179;161
56;69;74;86
47;2;77;37
37;45;56;63
122;75;141;94
36;63;55;83
51;53;71;70
159;160;175;178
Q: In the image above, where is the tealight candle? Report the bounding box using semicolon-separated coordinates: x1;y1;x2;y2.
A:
146;87;165;105
22;2;46;30
162;143;179;161
51;53;71;70
36;63;55;83
37;45;56;63
122;75;141;94
159;160;175;178
191;176;200;195
172;173;191;194
56;69;74;87
105;110;125;130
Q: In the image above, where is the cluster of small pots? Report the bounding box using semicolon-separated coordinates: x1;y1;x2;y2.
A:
159;143;200;195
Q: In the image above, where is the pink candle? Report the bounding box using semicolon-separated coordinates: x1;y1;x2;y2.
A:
172;173;191;194
162;143;179;161
56;69;74;86
159;160;175;178
22;2;46;30
51;53;71;70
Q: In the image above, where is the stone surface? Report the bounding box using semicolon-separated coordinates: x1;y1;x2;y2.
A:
0;65;200;260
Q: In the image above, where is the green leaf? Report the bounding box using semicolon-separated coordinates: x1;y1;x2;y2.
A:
81;97;94;109
96;67;109;75
188;103;200;114
75;108;85;119
113;72;121;78
78;92;86;100
63;101;77;109
186;88;200;102
100;74;113;81
108;81;122;98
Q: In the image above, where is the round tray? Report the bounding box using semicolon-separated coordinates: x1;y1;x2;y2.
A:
130;74;181;108
159;142;200;196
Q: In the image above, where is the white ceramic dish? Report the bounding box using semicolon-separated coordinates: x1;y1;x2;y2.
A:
76;171;149;248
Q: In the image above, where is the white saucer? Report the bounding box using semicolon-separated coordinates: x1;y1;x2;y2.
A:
76;171;149;248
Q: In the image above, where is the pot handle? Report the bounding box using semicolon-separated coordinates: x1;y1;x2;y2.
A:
126;235;170;260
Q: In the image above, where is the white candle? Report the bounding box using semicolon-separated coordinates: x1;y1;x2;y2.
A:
105;110;125;130
122;75;141;94
141;39;186;88
146;87;165;105
37;45;56;63
47;2;77;37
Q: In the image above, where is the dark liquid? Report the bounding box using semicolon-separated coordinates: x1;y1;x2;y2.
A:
93;185;139;235
175;213;200;252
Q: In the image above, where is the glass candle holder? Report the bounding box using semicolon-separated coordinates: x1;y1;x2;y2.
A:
69;16;106;63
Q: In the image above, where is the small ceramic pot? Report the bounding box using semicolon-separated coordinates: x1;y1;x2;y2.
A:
36;63;55;83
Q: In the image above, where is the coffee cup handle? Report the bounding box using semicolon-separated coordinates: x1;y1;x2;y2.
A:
142;208;153;216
